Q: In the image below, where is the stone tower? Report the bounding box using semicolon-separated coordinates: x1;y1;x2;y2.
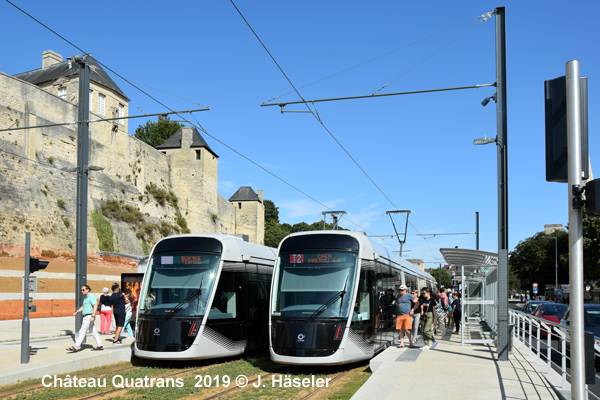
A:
229;187;265;245
156;126;220;233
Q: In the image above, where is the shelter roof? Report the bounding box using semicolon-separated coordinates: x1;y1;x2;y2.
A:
439;248;498;268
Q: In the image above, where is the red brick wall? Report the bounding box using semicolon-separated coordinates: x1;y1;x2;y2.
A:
0;299;74;320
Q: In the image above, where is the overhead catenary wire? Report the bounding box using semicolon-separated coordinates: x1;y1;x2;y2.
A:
0;146;389;246
230;0;451;260
262;14;486;104
3;0;416;254
372;11;494;95
4;0;191;126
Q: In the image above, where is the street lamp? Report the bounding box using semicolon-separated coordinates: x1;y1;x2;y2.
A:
473;136;497;145
470;6;509;362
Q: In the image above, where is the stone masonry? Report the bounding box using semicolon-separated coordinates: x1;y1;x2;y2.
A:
0;52;264;255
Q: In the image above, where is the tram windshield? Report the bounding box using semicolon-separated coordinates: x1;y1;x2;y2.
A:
138;251;220;318
271;251;358;320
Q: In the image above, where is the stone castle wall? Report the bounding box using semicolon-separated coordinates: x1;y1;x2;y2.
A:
0;71;262;255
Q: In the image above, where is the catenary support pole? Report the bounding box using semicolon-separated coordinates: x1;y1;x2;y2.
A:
74;56;90;335
566;59;586;400
21;232;30;364
495;6;509;361
475;211;480;250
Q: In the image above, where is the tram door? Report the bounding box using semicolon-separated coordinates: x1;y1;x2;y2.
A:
245;264;272;349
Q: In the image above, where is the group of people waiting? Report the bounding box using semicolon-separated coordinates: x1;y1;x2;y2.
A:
392;285;462;350
66;283;134;353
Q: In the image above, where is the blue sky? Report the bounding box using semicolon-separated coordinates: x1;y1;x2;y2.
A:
1;1;598;265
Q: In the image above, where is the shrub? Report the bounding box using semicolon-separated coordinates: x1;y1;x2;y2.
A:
145;182;168;206
92;209;114;252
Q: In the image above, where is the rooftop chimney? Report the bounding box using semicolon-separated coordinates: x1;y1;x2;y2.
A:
42;50;63;69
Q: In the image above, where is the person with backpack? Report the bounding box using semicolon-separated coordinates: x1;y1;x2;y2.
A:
452;292;462;334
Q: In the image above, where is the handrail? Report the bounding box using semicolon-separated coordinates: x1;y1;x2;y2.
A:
509;309;600;392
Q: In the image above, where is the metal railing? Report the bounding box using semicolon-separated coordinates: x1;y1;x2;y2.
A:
509;309;600;399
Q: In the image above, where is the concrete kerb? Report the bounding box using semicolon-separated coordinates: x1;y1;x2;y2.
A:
511;339;572;400
0;339;133;387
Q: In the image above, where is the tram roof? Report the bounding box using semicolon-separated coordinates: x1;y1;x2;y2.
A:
399;258;435;279
439;248;498;268
151;234;276;264
280;231;436;280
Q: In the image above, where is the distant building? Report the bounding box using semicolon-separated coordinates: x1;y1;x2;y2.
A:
544;224;564;235
14;50;130;134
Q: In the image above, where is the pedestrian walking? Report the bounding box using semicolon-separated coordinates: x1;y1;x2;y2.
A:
66;285;104;352
411;289;423;345
395;285;419;348
452;292;462;334
110;283;129;345
447;291;454;330
99;287;112;334
438;287;449;327
420;287;438;350
119;292;134;340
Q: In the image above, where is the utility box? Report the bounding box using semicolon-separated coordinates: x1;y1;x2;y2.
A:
586;179;600;218
585;331;596;384
544;76;589;183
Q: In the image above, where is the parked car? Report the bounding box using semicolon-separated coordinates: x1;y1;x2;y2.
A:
560;304;600;337
559;304;600;369
531;303;569;336
522;300;552;315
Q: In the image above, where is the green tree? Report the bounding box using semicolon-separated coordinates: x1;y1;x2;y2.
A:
509;230;569;291
134;116;184;147
431;267;452;288
264;199;279;224
263;200;347;248
582;207;600;284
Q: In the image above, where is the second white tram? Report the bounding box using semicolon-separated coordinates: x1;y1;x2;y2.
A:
269;230;436;365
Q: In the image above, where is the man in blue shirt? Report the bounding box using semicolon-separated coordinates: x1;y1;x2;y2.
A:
67;285;104;352
396;284;419;348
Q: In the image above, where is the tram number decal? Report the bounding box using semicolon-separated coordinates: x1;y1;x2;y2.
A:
290;254;304;263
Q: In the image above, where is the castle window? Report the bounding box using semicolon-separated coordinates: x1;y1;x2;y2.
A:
238;203;242;209
196;150;201;160
98;93;106;115
88;90;93;116
118;103;124;124
58;87;66;100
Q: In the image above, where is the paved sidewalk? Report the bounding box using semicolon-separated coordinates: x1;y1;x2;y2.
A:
352;325;566;400
0;317;133;386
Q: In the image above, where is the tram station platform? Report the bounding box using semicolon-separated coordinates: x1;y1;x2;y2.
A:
1;316;571;399
0;317;133;386
352;324;569;400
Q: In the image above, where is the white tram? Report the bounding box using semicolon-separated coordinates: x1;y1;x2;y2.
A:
134;234;276;360
269;230;436;365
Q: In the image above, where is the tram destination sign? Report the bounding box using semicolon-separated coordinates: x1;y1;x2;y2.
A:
290;253;346;264
160;255;211;265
